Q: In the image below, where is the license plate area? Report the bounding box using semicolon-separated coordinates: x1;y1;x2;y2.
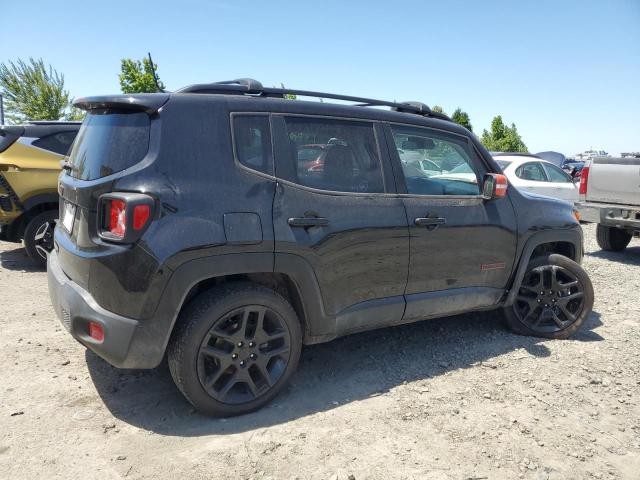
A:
61;201;76;234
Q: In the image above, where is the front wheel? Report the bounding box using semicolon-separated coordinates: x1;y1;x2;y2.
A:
23;210;58;267
504;254;594;339
167;283;302;416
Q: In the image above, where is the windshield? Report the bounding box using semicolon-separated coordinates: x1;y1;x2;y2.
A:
69;110;150;180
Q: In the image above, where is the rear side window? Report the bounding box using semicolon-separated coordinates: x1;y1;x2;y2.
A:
283;117;384;193
233;115;272;175
68;110;150;180
32;130;78;155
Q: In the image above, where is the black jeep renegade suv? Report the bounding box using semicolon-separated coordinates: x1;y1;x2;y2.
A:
48;80;594;416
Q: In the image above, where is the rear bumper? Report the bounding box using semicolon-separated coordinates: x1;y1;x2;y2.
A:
577;201;640;230
48;249;144;368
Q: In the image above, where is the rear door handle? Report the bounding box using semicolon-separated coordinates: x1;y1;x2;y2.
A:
414;217;446;228
288;217;329;228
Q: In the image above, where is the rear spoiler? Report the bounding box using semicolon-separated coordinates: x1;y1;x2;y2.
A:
0;126;25;153
73;94;170;114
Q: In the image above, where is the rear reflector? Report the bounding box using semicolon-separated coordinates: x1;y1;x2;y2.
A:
579;165;590;196
89;322;104;342
109;199;126;238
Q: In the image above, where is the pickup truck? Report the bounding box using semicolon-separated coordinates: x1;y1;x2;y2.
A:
577;156;640;251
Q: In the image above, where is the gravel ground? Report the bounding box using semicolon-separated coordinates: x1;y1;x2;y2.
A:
0;223;639;480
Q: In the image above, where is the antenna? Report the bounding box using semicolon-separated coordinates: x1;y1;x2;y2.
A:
147;52;165;93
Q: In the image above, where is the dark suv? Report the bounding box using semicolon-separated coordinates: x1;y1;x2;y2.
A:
48;80;594;416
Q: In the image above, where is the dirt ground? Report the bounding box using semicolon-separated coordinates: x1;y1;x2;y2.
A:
0;223;639;480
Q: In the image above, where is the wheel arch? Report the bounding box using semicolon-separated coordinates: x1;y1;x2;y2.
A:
504;228;583;307
4;194;59;242
141;252;330;368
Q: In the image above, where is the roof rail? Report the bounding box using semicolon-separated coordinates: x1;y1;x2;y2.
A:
176;78;451;121
27;120;82;125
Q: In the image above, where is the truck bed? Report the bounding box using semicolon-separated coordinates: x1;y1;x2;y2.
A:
585;157;640;206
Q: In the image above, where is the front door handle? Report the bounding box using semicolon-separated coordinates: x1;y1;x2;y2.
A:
414;217;446;229
288;217;329;228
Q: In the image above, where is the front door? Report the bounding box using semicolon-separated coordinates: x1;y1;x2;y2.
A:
385;123;518;322
272;115;409;336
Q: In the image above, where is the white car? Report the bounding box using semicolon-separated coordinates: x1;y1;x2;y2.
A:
493;153;578;204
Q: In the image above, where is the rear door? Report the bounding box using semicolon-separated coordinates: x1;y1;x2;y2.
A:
542;162;579;203
272;115;409;336
385;123;518;322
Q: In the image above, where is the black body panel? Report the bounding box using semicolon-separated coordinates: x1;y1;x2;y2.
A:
49;91;585;369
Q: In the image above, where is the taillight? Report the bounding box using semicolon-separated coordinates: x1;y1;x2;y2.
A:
109;199;127;238
98;193;154;243
579;165;590;196
133;204;150;230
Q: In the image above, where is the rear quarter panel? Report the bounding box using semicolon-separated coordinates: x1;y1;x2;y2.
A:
0;142;61;201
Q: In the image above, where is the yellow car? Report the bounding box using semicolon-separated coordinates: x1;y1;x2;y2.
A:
0;121;80;265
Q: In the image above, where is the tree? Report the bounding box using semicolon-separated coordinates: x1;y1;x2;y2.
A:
0;58;76;123
431;105;445;115
280;83;297;100
451;107;473;132
480;115;527;152
119;57;164;94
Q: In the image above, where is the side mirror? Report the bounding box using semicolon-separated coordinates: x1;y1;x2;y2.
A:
482;173;508;200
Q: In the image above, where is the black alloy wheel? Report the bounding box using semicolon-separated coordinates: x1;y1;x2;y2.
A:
23;210;58;267
197;305;291;404
33;220;55;260
514;264;585;334
504;254;594;339
168;283;302;416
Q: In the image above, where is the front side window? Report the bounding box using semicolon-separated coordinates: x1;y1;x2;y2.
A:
391;125;482;195
283;117;384;193
516;162;547;182
543;163;572;183
233;115;272;175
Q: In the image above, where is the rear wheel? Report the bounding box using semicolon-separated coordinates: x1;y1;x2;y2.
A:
168;283;302;416
23;210;57;267
504;254;593;339
596;224;632;252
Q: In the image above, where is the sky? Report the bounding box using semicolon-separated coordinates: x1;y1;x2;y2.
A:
3;0;639;156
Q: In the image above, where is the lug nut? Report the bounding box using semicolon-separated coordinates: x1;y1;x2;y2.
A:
231;353;238;360
237;341;243;347
239;360;245;367
249;341;255;348
250;353;257;360
540;291;544;295
537;299;542;303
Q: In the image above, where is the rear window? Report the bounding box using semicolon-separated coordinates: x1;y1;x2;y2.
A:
68;110;150;180
495;159;511;169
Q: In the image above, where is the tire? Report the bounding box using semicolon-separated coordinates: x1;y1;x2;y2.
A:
167;282;302;417
23;210;58;267
596;224;632;252
504;254;594;339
